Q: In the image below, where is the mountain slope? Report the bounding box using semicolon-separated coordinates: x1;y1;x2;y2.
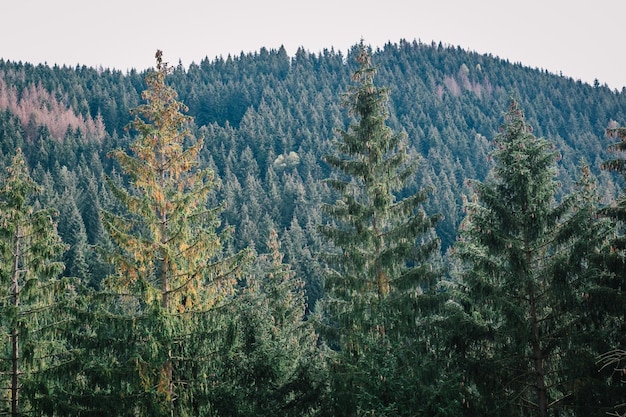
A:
0;40;624;297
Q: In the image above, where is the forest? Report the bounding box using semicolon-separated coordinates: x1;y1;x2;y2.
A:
0;39;626;416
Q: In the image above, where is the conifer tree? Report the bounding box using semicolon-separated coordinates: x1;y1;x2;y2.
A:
595;125;626;417
317;43;442;416
211;229;327;416
455;99;609;417
57;190;90;281
0;149;68;417
68;51;250;416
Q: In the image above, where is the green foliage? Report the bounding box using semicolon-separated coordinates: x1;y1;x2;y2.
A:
77;51;251;416
2;39;623;282
210;229;328;416
593;125;626;417
454;99;612;417
318;44;446;416
0;149;72;416
0;39;625;416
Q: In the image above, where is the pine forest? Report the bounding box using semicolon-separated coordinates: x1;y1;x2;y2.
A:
0;39;625;416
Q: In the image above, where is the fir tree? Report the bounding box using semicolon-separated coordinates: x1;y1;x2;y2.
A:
595;125;626;417
56;190;90;282
212;229;327;416
317;43;442;416
69;51;251;416
455;99;610;417
0;149;69;417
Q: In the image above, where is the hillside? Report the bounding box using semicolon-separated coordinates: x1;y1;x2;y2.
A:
0;39;625;298
1;39;626;416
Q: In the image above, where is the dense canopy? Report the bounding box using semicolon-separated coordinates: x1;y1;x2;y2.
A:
0;40;624;416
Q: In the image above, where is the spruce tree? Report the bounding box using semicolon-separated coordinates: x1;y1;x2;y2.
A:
0;149;69;417
455;99;609;417
318;43;442;416
595;125;626;417
56;190;90;282
66;51;250;416
211;229;327;416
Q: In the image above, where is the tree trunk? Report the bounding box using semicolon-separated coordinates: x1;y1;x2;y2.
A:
527;249;548;417
11;226;21;417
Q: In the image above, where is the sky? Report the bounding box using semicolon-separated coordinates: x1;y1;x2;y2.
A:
2;0;625;90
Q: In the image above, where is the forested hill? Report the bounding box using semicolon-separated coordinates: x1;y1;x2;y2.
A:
0;39;625;299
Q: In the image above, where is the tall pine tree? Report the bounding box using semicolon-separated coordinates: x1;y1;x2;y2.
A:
65;51;250;416
595;125;626;417
455;99;610;417
318;43;443;416
0;149;69;417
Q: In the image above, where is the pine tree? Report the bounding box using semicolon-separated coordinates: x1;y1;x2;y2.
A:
0;149;68;417
211;229;327;416
595;125;626;417
317;43;442;416
70;51;251;416
57;190;90;282
455;99;609;417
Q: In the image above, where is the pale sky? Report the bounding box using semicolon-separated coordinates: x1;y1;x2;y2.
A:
2;0;625;90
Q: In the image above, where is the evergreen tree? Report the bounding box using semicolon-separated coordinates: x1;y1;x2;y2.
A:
57;190;90;282
211;229;327;416
69;51;250;416
595;125;626;417
317;43;442;416
454;99;609;417
0;149;69;417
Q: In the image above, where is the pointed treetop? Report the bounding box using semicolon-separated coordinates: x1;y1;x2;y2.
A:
352;41;375;85
499;97;532;135
1;148;40;212
155;49;164;71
